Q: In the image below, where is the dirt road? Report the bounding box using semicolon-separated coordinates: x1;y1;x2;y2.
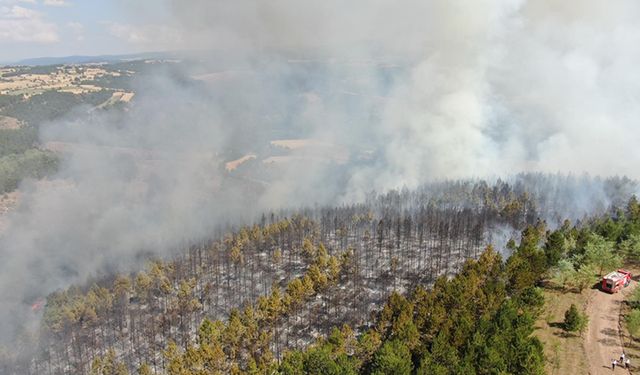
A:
585;280;636;374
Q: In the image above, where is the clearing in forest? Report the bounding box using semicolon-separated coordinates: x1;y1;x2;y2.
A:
535;288;589;375
537;269;640;374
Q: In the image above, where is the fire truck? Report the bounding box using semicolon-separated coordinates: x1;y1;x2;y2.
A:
601;269;632;293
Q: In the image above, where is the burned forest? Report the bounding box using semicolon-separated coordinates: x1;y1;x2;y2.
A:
4;175;633;374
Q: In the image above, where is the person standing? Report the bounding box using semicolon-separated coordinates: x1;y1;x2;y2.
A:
626;358;630;369
612;359;617;370
621;352;626;363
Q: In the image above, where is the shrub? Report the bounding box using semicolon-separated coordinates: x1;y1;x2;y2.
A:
564;304;588;334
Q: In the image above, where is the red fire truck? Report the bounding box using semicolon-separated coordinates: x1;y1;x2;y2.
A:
601;269;632;293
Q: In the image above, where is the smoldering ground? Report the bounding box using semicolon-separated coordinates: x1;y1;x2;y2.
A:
2;0;640;350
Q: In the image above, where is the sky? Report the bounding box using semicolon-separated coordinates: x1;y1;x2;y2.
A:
0;0;172;62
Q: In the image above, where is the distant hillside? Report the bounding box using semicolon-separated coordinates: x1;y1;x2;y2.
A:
12;51;177;67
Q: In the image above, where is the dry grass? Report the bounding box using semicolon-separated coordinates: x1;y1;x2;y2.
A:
534;288;589;375
95;91;136;108
120;92;135;102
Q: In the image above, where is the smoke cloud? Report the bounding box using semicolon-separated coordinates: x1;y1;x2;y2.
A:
2;0;640;345
161;0;640;194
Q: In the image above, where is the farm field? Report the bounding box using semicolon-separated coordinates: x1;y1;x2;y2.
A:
0;65;132;97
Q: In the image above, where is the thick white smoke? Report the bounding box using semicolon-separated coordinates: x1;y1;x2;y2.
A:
161;0;640;195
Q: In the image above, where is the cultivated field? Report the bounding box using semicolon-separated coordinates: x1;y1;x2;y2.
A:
0;65;134;100
225;154;257;171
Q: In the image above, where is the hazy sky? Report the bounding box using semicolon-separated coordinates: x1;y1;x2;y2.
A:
0;0;172;62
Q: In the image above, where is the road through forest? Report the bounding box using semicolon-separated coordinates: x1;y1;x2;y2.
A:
585;280;636;374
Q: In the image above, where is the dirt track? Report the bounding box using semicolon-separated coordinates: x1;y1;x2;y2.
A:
585;280;636;374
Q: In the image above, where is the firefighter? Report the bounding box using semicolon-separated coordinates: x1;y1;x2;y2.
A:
626;358;631;369
612;359;617;370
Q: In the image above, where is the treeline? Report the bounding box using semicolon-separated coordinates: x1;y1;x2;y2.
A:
278;240;547;375
96;239;549;375
1;65;63;78
12;181;542;375
0;89;118;193
0;148;59;193
0;127;59;193
5;180;639;374
0;127;38;156
0;91;112;127
546;196;640;292
150;195;640;375
131;240;343;375
0;94;23;111
270;217;554;374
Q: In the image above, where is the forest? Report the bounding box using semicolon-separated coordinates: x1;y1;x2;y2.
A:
2;176;638;374
0;147;59;193
0;60;158;195
0;91;113;127
0;89;122;194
